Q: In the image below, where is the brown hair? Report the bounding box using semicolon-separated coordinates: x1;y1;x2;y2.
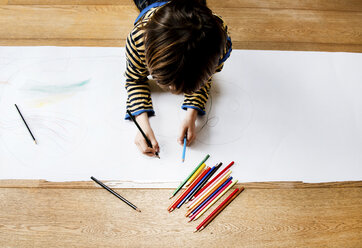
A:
143;0;227;94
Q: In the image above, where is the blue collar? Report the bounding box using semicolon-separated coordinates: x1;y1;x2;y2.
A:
134;1;169;25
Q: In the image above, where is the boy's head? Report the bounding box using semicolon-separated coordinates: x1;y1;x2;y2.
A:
143;0;227;94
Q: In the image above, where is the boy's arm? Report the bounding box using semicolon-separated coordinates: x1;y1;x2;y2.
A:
178;108;198;146
125;32;159;156
124;32;154;120
181;78;211;116
134;111;159;156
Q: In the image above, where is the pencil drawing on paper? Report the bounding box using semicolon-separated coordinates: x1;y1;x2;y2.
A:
195;80;254;146
23;79;91;95
0;57;91;168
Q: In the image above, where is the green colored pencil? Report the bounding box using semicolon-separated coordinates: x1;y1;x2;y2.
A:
169;154;210;199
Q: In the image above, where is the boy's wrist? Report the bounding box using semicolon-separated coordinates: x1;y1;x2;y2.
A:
135;112;151;130
186;108;198;122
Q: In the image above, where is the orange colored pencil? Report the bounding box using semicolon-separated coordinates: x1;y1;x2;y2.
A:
167;167;211;212
194;188;242;232
192;161;234;200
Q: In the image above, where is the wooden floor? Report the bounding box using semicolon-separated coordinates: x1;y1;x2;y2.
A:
1;0;362;247
0;181;361;247
0;0;361;51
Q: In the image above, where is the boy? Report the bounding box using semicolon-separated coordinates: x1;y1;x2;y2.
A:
125;0;232;157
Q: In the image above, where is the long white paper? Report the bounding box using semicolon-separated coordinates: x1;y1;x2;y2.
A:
0;47;361;187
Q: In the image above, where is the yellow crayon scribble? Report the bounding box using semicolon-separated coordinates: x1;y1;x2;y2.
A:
29;93;74;107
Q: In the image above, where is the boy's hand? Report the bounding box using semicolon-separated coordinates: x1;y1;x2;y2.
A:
178;108;198;146
134;112;159;157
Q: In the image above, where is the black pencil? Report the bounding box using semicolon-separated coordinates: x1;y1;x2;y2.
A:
14;104;37;144
91;176;141;212
126;110;160;158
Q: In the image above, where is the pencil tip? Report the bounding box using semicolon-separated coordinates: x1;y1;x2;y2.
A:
193;229;198;233
136;208;141;212
34;140;37;145
182;159;184;162
169;196;173;199
169;208;174;212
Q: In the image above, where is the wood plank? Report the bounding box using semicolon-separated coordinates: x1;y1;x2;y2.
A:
4;0;362;12
0;5;138;39
0;38;127;47
0;6;361;51
207;0;362;12
6;0;134;5
232;40;362;53
0;39;361;52
222;8;362;45
1;179;361;189
0;187;361;247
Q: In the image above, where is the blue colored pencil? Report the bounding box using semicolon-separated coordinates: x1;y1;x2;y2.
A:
177;166;216;208
182;134;187;162
190;177;233;216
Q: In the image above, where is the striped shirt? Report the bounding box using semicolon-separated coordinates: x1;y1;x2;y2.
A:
125;5;232;119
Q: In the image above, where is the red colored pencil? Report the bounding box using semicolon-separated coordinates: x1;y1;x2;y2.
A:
191;161;234;200
188;180;233;221
194;188;242;232
168;167;211;212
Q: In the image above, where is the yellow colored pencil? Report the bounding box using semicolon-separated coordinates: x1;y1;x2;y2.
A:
192;180;238;221
185;163;206;187
186;171;232;216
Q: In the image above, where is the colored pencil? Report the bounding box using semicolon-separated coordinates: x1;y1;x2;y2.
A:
176;166;213;209
192;180;239;221
178;165;217;208
192;161;234;200
185;162;222;203
127;110;160;158
182;133;187;162
195;188;242;232
185;163;206;187
189;178;233;219
186;176;232;217
186;172;231;215
14;104;37;144
90;176;141;212
187;170;232;213
187;168;231;208
189;180;233;222
168;167;211;212
169;154;210;199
